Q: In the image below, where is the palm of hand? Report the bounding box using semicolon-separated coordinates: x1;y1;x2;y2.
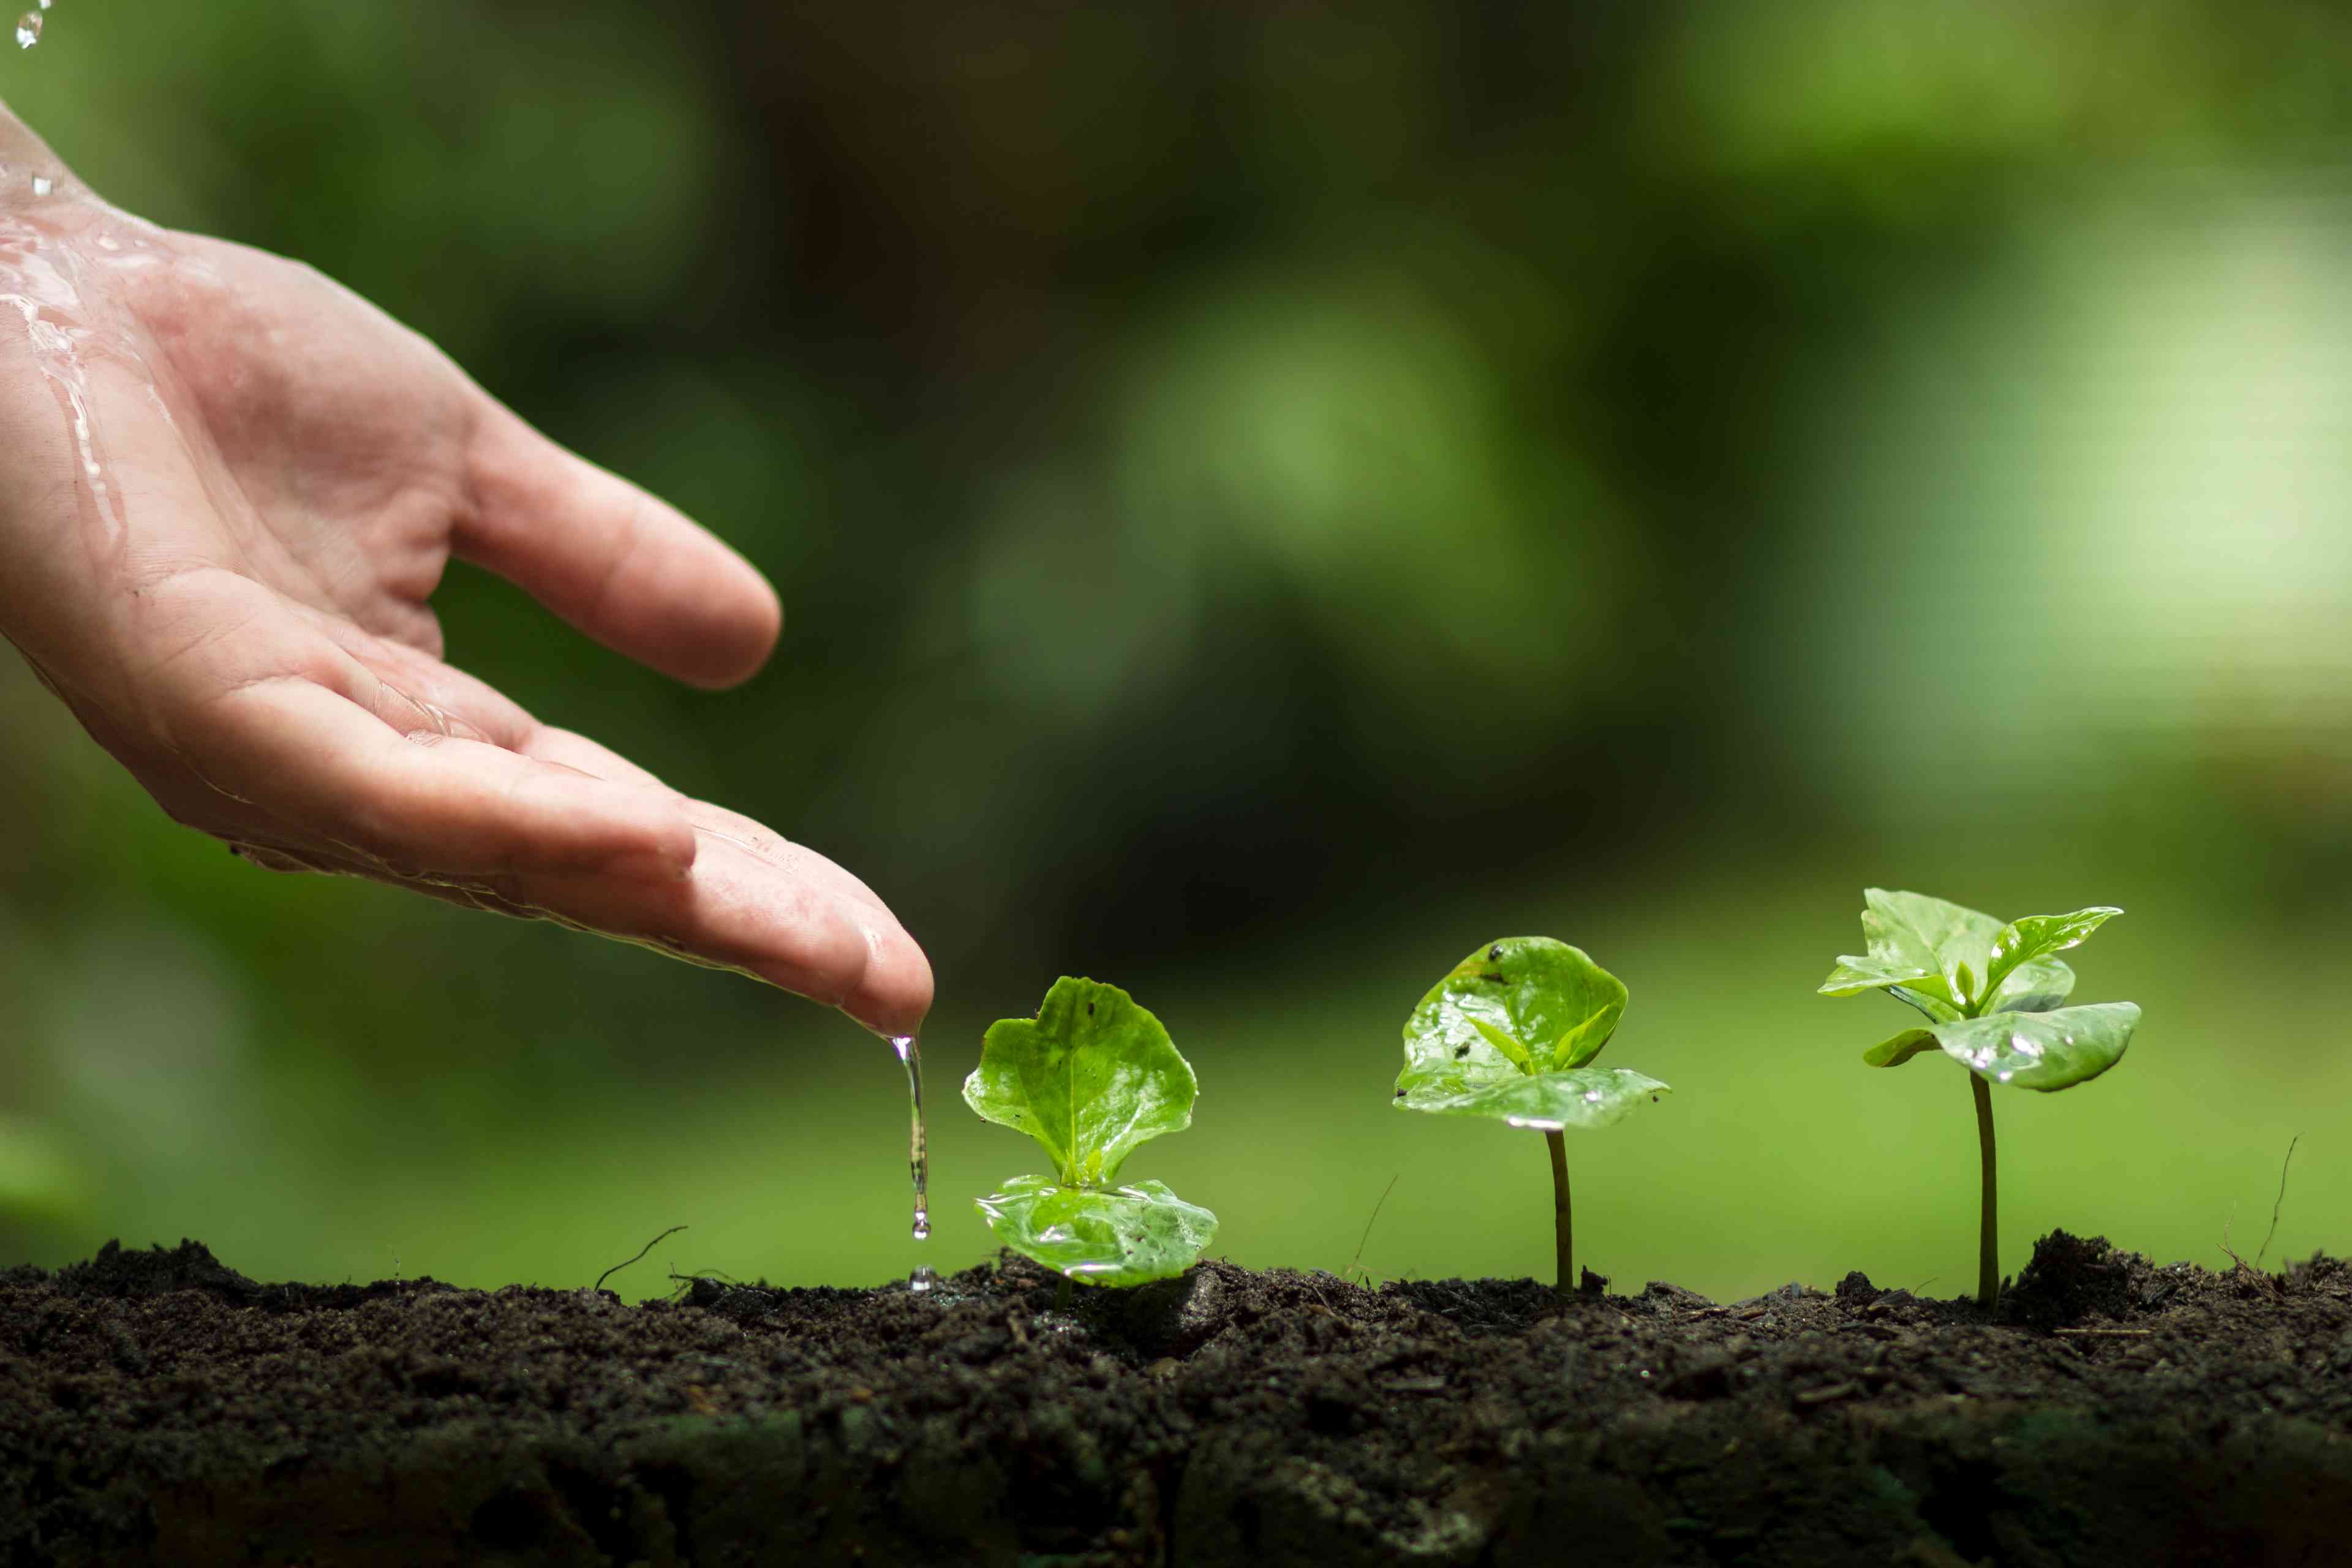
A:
0;175;929;1036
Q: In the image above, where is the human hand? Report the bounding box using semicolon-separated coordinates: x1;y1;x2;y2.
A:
0;110;931;1037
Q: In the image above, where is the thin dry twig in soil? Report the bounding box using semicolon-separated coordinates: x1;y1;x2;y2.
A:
594;1225;688;1294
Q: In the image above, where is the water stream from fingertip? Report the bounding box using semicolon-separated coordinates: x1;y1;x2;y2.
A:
890;1033;935;1293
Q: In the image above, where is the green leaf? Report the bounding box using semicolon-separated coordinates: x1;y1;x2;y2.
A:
1818;956;1937;997
1552;1010;1619;1069
1925;1002;2140;1091
1398;940;1667;1131
1988;955;2075;1015
1861;1028;1939;1068
1396;1065;1672;1131
1858;889;2003;1009
1885;982;1964;1023
1466;1017;1535;1071
973;1176;1218;1287
962;978;1196;1187
1403;937;1628;1082
1983;908;2122;997
1822;955;1964;1021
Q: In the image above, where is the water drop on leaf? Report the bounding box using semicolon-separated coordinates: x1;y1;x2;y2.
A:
13;13;40;48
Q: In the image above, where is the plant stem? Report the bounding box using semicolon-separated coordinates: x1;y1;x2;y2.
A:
1546;1130;1573;1298
1054;1274;1072;1313
1970;1072;1999;1310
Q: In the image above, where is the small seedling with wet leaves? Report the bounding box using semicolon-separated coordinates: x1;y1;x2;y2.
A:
1820;889;2140;1310
1394;938;1672;1298
963;977;1218;1304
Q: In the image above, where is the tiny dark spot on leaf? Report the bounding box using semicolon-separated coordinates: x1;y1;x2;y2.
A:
1489;945;1503;960
1480;972;1506;984
1394;1089;1406;1099
1453;1045;1471;1059
1087;1003;1095;1015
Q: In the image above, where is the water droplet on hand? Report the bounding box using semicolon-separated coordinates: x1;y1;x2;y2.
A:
30;175;53;197
14;13;42;48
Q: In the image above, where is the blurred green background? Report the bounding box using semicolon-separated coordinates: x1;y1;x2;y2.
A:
4;1;2351;1304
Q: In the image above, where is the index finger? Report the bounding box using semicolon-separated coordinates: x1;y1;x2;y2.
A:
456;405;783;690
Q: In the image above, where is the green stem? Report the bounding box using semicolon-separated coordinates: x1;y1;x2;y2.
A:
1546;1130;1573;1299
1971;1072;1999;1310
1055;1274;1073;1313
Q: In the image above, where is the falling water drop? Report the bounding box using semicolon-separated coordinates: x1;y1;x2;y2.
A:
890;1034;931;1242
13;13;41;49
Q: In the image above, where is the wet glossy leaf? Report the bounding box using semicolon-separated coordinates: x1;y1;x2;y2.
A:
1398;939;1668;1133
962;977;1195;1186
1552;1009;1620;1071
1885;981;1964;1023
1857;889;2003;1008
1819;956;1937;997
1984;908;2122;997
1988;955;2075;1015
973;1175;1218;1287
1396;1065;1672;1131
1824;892;2106;1020
1924;1002;2140;1091
1403;937;1627;1077
1824;958;1964;1021
1466;1017;1534;1071
1861;1027;1938;1068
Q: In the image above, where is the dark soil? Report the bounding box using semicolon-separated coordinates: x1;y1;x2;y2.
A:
6;1232;2352;1567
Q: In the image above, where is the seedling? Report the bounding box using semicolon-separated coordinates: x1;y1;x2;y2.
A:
962;976;1218;1305
1820;889;2140;1310
1395;938;1672;1298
